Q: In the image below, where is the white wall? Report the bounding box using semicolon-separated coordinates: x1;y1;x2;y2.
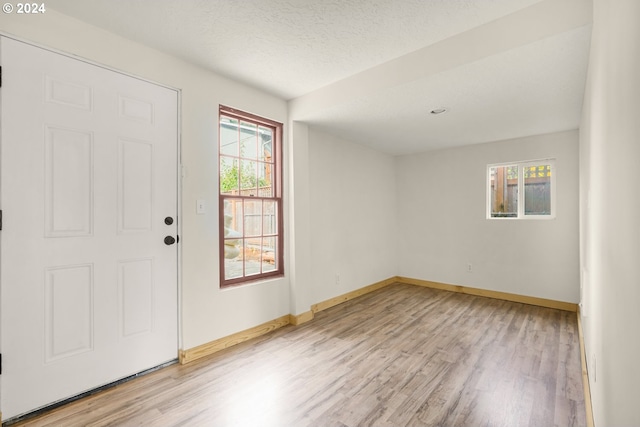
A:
579;0;640;425
287;121;314;315
308;128;397;303
0;11;290;350
396;131;580;303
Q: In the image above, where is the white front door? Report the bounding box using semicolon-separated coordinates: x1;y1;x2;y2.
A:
0;37;179;419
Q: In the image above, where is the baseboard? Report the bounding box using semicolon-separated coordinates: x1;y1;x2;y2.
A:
289;311;314;325
577;307;595;427
396;276;578;312
179;315;290;364
311;277;397;313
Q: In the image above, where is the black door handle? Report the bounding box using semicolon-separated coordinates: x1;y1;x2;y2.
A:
164;236;176;245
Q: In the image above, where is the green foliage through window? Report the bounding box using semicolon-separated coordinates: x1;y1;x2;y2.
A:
220;161;268;193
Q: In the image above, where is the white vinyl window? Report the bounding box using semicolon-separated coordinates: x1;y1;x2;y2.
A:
487;160;556;219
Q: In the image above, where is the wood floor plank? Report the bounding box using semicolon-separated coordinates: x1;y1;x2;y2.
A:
10;283;587;427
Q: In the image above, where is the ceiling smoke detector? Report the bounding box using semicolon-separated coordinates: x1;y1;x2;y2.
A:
430;107;449;115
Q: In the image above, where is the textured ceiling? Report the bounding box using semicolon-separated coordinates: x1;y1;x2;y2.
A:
48;0;592;154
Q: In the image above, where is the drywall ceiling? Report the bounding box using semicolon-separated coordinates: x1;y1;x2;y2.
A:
48;0;592;155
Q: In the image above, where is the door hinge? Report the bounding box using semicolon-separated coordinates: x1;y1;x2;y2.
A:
1;353;3;375
0;66;2;88
0;209;3;230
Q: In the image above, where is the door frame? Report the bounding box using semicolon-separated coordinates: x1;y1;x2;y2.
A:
0;33;183;420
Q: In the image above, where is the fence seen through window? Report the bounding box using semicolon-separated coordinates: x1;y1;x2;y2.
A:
489;161;554;219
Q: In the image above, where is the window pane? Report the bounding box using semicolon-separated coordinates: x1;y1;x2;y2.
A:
524;164;551;215
223;237;242;261
224;199;244;280
258;161;273;197
245;261;261;276
220;157;239;195
490;165;518;217
240;121;258;160
259;126;273;162
244;236;262;277
240;159;258;194
224;239;244;280
244;199;262;237
262;236;277;273
220;117;239;157
263;200;277;235
224;198;243;236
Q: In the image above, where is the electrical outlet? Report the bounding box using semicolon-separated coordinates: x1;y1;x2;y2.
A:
467;263;473;273
335;273;340;285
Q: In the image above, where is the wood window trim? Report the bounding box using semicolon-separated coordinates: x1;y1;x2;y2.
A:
218;105;284;287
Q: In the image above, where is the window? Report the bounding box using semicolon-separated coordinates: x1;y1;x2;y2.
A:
487;160;555;219
219;106;283;286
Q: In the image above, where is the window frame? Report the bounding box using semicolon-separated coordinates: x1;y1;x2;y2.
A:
486;159;556;220
218;105;284;287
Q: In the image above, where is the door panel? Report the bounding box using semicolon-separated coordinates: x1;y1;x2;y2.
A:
45;264;95;362
44;126;94;237
119;258;154;337
0;37;179;419
118;138;153;233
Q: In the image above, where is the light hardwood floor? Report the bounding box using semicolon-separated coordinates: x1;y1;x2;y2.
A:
11;283;586;426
